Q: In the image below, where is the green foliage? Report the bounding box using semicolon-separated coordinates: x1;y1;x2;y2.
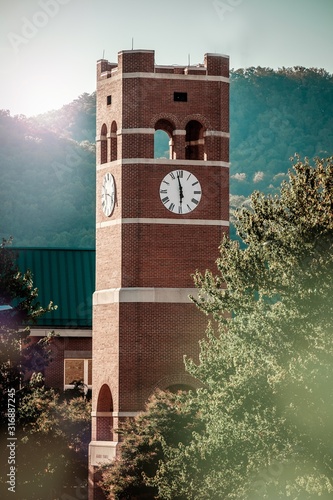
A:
10;377;91;499
147;157;333;499
0;240;90;499
0;238;56;394
99;390;203;499
194;155;333;320
229;67;333;214
0;108;95;248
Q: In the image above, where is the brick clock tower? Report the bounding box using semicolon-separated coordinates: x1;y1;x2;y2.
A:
89;49;229;498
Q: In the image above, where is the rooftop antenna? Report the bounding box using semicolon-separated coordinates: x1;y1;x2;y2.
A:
132;37;134;50
102;49;105;59
188;53;191;66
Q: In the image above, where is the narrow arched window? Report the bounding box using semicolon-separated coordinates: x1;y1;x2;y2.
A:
154;119;175;159
100;124;107;164
110;121;118;161
154;130;170;159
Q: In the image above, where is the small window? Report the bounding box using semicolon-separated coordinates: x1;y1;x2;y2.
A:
107;95;112;105
64;359;92;389
174;92;187;102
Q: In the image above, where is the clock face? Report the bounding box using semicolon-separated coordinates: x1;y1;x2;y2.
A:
101;172;115;217
159;169;202;214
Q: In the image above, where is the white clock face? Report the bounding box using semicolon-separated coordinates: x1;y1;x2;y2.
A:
159;169;202;214
101;172;115;217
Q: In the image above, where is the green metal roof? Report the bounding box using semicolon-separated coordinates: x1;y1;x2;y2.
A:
15;248;95;328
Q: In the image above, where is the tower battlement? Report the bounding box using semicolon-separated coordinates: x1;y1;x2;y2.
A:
97;49;229;80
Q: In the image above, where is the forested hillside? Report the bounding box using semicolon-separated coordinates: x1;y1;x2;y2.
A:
1;67;332;248
229;67;333;210
0;107;95;248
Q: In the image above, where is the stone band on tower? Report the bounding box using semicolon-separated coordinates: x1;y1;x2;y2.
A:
89;49;229;499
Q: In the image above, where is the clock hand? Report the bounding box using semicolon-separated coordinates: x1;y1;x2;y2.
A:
177;173;184;203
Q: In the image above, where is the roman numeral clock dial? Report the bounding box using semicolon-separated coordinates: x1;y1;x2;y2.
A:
159;170;202;214
101;172;115;217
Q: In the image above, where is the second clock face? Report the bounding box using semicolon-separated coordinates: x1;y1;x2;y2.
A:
159;169;202;214
101;172;115;217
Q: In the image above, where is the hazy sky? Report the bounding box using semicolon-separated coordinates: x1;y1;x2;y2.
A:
1;0;333;116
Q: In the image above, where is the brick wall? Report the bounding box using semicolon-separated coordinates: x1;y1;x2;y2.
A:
117;302;208;410
93;48;229;408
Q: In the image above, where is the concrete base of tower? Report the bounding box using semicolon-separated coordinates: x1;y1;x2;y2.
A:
88;441;119;500
89;440;118;465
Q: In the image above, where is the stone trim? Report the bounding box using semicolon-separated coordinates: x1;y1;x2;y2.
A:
118;128;155;135
111;412;140;417
93;287;198;305
91;412;113;417
96;158;230;170
97;218;229;229
121;72;229;83
204;130;230;138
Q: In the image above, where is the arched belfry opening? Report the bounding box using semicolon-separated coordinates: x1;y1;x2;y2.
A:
96;384;113;441
154;118;175;159
100;124;108;164
154;130;170;159
110;121;118;162
185;120;204;160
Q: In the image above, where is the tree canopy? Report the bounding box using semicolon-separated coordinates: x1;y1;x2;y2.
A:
100;390;203;500
150;156;333;499
0;241;91;498
0;238;55;393
102;156;333;499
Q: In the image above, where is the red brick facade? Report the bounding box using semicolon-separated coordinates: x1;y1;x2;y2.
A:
89;49;229;498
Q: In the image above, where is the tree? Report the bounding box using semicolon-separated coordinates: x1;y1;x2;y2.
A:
100;390;203;499
0;240;91;498
14;376;91;499
149;156;333;499
0;238;55;396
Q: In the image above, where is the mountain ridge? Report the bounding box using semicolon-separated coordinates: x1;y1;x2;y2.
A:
1;66;332;247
